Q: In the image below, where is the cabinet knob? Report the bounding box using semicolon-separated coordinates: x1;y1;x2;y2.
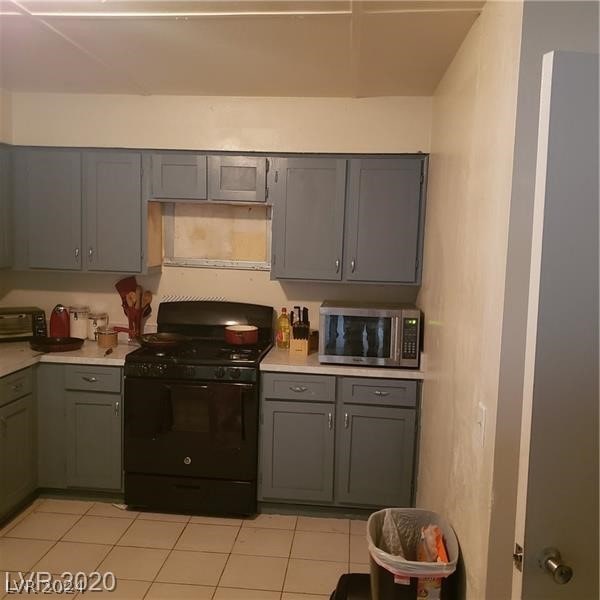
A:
328;412;333;430
373;390;389;397
74;248;80;261
88;247;94;262
344;413;349;428
351;259;356;273
114;401;120;416
335;259;340;273
82;376;98;383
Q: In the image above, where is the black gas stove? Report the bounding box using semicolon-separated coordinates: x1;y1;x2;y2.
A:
125;340;271;382
123;301;274;516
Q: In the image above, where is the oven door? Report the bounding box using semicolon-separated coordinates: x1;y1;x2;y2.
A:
124;378;258;480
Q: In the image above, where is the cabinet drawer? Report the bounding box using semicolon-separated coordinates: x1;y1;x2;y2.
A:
65;365;121;393
340;378;417;408
0;368;33;407
261;373;335;402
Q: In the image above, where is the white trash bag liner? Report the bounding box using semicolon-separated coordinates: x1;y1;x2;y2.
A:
367;508;458;579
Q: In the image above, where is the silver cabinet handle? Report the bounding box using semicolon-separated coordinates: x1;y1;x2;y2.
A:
328;413;333;430
289;386;308;393
11;383;23;391
74;248;80;261
373;390;389;397
351;259;356;273
88;247;94;262
114;401;120;416
344;413;349;428
335;259;340;273
82;376;98;383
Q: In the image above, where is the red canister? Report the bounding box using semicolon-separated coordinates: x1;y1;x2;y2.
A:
49;304;70;337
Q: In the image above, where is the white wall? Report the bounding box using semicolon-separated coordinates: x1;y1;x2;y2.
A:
487;3;600;598
1;93;431;321
9;93;431;153
416;2;523;598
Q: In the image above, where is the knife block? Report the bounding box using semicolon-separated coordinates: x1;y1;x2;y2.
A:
289;330;319;356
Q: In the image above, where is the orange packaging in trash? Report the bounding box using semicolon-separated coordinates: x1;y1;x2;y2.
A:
416;525;448;599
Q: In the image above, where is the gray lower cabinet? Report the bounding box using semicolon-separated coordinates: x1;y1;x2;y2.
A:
270;157;346;280
260;401;335;503
344;158;424;283
0;145;12;268
259;372;418;508
37;364;123;492
336;405;416;507
0;368;36;518
13;148;146;273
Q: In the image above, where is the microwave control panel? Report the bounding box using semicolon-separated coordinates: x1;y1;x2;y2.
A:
401;318;419;360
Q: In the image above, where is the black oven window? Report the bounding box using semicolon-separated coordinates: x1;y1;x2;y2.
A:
324;315;392;358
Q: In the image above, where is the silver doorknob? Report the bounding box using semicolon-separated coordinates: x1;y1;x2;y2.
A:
538;547;573;585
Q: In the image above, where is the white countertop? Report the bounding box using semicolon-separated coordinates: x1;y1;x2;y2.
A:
0;341;136;377
260;347;425;380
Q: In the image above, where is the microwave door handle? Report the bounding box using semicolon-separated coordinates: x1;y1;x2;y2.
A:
393;317;402;362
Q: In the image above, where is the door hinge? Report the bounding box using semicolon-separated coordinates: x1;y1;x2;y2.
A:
266;158;270;173
513;543;524;572
420;172;424;184
265;187;269;201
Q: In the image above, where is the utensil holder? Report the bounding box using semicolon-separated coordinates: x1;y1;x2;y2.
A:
126;307;143;344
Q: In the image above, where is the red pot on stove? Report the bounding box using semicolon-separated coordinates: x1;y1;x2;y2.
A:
225;325;258;345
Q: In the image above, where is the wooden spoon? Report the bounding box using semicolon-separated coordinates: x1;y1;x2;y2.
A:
142;290;152;309
125;291;137;309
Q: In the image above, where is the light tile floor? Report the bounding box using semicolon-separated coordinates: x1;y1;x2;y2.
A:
0;499;371;599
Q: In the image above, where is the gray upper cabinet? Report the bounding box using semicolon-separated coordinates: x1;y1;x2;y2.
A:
13;148;146;273
84;151;142;272
151;153;207;200
208;155;267;202
260;400;335;503
344;158;424;283
270;157;346;280
336;404;416;507
0;146;11;269
15;148;82;271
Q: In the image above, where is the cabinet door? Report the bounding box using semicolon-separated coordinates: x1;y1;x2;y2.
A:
16;149;82;270
0;146;11;268
66;391;122;490
260;400;335;503
84;151;142;272
0;394;36;515
336;405;416;507
344;158;423;283
208;156;266;202
37;364;67;489
152;153;207;200
270;157;346;280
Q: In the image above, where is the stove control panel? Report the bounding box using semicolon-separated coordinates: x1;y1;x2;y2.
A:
125;362;257;383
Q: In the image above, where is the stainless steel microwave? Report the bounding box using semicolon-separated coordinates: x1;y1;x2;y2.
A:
319;301;422;368
0;306;47;342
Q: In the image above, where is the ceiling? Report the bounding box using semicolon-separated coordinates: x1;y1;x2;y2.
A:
0;1;484;97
